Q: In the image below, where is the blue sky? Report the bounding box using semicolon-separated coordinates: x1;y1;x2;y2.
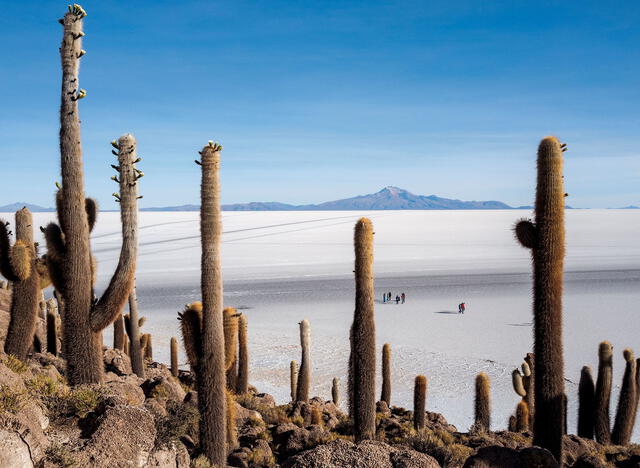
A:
1;0;638;209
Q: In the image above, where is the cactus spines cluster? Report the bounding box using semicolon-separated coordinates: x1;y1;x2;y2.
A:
381;343;391;406
290;360;298;402
1;208;42;360
475;372;491;432
514;136;566;461
223;307;240;389
296;319;311;402
577;366;596;439
170;337;179;378
45;35;142;384
595;341;613;444
413;375;427;431
349;218;376;442
612;348;637;445
332;377;340;406
196;140;227;464
516;400;530;432
236;314;249;394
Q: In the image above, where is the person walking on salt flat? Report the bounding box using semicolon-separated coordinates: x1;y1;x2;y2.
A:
401;293;405;304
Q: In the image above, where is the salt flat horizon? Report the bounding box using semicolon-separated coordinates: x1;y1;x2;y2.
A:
4;209;639;439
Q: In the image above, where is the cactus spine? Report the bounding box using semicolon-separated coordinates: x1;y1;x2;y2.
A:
514;137;566;461
475;372;491;431
196;141;227;464
236;314;249;394
113;313;125;351
349;218;376;442
296;319;311;402
170;337;179;377
381;343;391;406
595;341;613;444
612;349;637;445
413;375;427;431
290;360;298;402
516;400;530;432
577;366;596;439
332;377;340;406
1;208;41;360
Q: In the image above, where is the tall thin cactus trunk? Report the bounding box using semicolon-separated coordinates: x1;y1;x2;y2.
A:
595;341;613;444
381;343;391;406
236;314;249;394
128;284;144;377
296;319;311;402
413;375;427;431
290;360;298;402
170;337;179;378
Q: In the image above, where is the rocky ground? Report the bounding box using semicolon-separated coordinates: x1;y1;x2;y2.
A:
1;287;639;467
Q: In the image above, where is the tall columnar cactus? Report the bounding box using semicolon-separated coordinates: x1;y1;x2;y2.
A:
126;284;144;377
296;319;311;402
612;349;637;445
381;343;391;406
514;136;567;461
475;372;491;432
143;333;153;360
290;360;298;402
349;218;376;442
332;377;340;406
197;141;227;464
516;400;530;432
223;307;240;390
577;366;596;439
236;314;249;394
413;375;427;431
1;208;42;360
113;313;125;351
595;341;613;444
170;337;179;378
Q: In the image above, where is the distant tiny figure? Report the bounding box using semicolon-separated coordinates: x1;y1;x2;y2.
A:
387;292;392;302
382;293;386;303
395;295;400;304
401;292;405;304
458;303;462;314
461;302;466;314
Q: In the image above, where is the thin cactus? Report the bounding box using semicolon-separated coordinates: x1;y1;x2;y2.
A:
516;401;530;432
349;218;376;442
290;360;298;402
223;307;240;390
46;310;58;356
413;375;427;431
143;333;153;360
332;377;340;406
1;208;43;360
381;343;391;406
595;341;613;444
296;319;311;402
513;137;567;462
113;313;125;351
612;349;637;445
226;389;238;450
508;415;517;432
170;337;179;378
577;366;596;439
127;284;144;377
475;372;491;432
236;314;249;394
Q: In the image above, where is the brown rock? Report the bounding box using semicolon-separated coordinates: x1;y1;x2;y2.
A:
102;379;146;407
282;439;440;468
104;348;132;376
146;441;190;467
141;376;186;403
462;445;559;468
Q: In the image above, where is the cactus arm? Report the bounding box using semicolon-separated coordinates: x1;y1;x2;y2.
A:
178;301;203;373
9;241;33;281
514;218;536;249
90;135;139;332
85;197;98;232
512;369;526;397
0;220;19;281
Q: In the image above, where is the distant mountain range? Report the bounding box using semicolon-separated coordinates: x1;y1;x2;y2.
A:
145;186;512;211
2;188;636;212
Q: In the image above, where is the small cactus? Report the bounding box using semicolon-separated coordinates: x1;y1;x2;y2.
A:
236;314;249;394
475;372;491;432
223;307;240;390
612;349;637;445
296;319;311;402
577;366;596;439
595;341;613;444
413;375;427;431
113;313;125;351
381;343;391;406
290;360;298;402
46;310;58;356
143;333;153;360
516;401;529;432
170;337;179;377
332;377;340;406
311;407;323;426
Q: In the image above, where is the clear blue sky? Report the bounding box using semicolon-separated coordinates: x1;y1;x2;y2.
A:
1;1;638;209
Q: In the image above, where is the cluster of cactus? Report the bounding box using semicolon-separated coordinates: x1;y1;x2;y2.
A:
577;342;638;446
0;208;51;360
513;136;567;462
510;353;534;430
